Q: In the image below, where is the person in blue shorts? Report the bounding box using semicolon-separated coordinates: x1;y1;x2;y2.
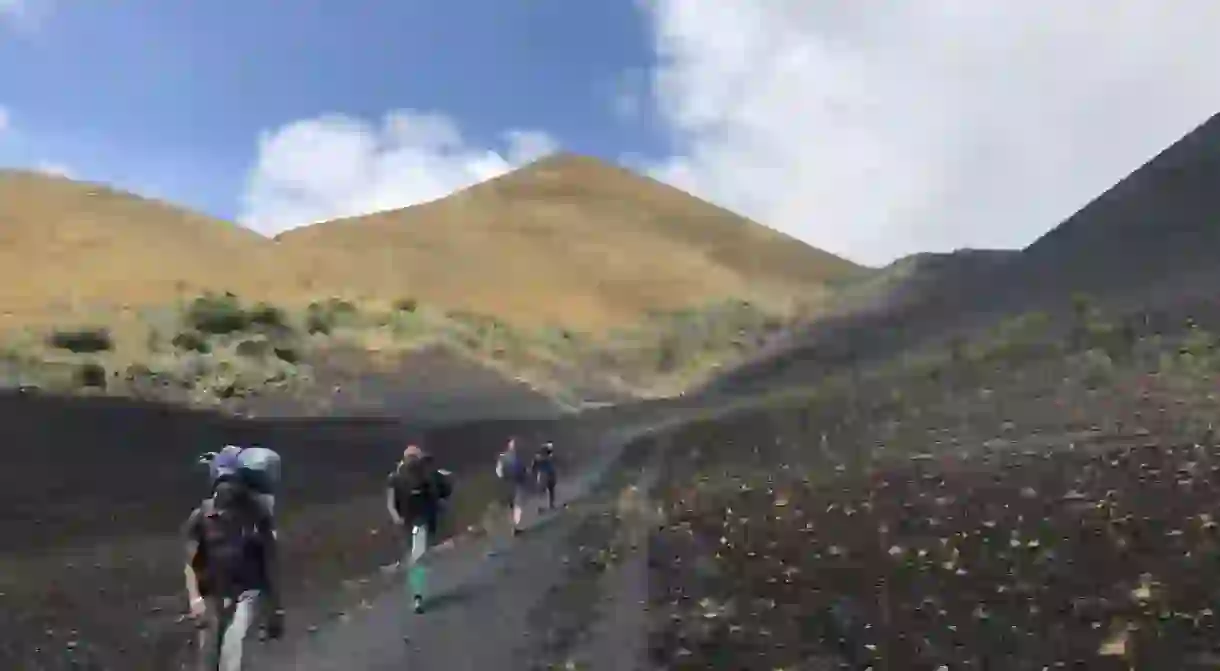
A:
495;437;528;536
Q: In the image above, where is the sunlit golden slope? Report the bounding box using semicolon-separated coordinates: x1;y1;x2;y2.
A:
273;153;862;330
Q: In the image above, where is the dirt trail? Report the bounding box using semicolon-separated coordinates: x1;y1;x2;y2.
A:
251;420;676;670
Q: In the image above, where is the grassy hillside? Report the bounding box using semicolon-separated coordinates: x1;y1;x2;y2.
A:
0;157;860;408
273;153;861;331
0;171;281;322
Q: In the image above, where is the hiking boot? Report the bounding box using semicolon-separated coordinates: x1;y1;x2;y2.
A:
413;595;424;614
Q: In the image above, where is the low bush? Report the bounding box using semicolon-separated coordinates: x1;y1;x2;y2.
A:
171;330;212;353
75;361;108;389
46;327;114;353
247;302;290;330
305;298;359;335
184;292;249;335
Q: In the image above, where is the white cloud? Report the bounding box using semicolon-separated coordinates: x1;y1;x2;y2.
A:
0;105;9;134
640;1;1220;265
239;110;559;235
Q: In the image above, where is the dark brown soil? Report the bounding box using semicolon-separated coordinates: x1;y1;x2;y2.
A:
646;342;1220;670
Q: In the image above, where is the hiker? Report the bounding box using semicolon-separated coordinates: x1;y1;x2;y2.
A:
183;474;283;671
531;442;559;511
386;443;453;614
495;437;528;536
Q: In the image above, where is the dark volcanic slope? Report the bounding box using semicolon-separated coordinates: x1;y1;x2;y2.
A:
829;249;1018;319
709;110;1220;393
995;109;1220;311
300;345;568;423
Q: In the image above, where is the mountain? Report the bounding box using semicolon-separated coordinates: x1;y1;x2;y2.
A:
706;111;1220;393
0;170;281;332
271;153;862;331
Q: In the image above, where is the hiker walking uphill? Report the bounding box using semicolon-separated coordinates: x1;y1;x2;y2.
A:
496;437;528;536
531;442;559;511
386;444;453;614
183;470;284;671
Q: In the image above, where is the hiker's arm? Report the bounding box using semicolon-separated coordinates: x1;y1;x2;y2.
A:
385;479;403;525
259;515;282;610
182;511;204;606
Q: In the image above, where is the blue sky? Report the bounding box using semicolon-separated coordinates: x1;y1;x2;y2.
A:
0;0;665;224
3;1;1220;264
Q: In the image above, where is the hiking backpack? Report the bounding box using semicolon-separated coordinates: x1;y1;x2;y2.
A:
206;445;281;516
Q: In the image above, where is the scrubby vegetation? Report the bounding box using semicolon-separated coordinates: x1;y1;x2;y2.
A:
0;292;795;409
45;326;114;354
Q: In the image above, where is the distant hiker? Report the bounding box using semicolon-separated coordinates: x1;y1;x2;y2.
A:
386;443;453;614
183;473;283;671
531;442;559;511
495;437;528;536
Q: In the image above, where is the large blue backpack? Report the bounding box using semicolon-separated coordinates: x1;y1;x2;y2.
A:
202;445;281;515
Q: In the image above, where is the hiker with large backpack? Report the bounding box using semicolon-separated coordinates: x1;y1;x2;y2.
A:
183;463;284;671
495;437;528;536
386;444;453;614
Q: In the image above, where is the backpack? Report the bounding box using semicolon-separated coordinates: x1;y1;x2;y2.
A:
208;446;281;515
393;455;450;522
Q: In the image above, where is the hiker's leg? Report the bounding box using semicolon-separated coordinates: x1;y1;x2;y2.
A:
194;598;223;671
217;591;259;671
407;523;430;598
400;521;416;573
511;487;524;529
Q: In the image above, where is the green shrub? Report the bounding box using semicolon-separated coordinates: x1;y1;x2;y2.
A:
235;338;271;358
272;345;300;364
75;361;108;389
307;306;336;334
247;302;290;330
393;297;419;313
305;298;359;335
46;327;114;353
184;292;249;335
172;330;212;353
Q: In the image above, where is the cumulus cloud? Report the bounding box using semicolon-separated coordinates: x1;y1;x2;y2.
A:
639;1;1220;265
239;110;558;235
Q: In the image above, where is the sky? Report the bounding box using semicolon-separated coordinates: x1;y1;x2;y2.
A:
3;1;1220;266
